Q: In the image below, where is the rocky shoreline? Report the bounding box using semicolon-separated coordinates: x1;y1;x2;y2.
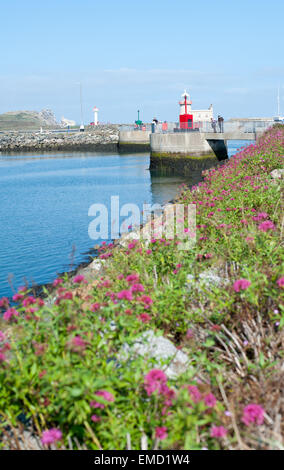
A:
0;125;119;152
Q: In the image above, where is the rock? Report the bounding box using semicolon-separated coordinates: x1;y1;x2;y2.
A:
89;259;106;271
199;268;226;287
121;330;189;379
270;168;284;179
186;268;228;292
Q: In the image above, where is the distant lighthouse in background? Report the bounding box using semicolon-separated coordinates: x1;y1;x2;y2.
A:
93;106;99;125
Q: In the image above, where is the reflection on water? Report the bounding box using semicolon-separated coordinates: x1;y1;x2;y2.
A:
151;171;203;205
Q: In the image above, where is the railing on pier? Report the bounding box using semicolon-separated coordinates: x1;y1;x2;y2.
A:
119;119;282;136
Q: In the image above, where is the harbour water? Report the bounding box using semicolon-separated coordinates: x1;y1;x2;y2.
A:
0;141;252;298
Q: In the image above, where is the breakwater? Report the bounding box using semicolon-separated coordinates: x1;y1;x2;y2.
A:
150;131;228;175
0;126;119;152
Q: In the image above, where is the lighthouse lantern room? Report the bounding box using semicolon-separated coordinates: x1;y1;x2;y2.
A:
179;90;193;129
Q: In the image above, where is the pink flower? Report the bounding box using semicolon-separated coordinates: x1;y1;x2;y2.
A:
117;290;133;301
90;400;105;409
53;278;63;287
138;313;151;323
258;220;275;232
126;273;139;284
210;426;228;438
130;283;145;293
12;293;24;302
138;295;153;307
91;390;114;408
187;385;202;404
128;242;136;250
204;393;217;408
90;302;101;312
67;335;87;353
276;277;284;288
3;308;19;321
73;274;86;284
252;212;268;221
242;404;265;426
102;280;111;288
155;426;168;440
144;369;167;396
91;415;101;422
41;428;62;446
23;296;37;307
233;279;251;292
63;291;73;300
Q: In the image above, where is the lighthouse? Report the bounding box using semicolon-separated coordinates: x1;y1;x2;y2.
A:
93;106;99;126
179;90;193;129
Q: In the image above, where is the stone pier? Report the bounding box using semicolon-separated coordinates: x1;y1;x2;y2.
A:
150;132;228;175
118;130;151;152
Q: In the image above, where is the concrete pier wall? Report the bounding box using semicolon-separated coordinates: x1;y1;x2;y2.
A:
119;130;150;152
150;132;215;156
150;132;227;175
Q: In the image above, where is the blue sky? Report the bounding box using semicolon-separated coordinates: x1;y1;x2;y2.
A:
0;0;283;123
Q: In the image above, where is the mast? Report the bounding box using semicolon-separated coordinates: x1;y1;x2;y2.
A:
80;82;84;127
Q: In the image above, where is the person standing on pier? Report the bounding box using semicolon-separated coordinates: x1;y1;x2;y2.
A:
218;115;224;133
211;118;217;133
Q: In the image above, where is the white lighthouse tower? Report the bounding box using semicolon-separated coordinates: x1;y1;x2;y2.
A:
93;106;99;126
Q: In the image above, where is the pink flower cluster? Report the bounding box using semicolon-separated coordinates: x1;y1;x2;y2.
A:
210;426;228;438
144;369;175;417
258;220;275;232
233;279;251;293
155;426;168;440
41;428;62;446
0;330;10;363
144;369;168;396
187;385;217;409
67;335;87;353
90;390;115;409
117;289;133;301
242;404;265;426
3;307;19;322
73;274;87;284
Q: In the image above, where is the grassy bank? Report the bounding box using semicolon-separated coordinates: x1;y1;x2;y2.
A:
0;126;283;450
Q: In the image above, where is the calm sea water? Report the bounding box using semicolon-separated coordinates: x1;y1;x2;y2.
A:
0;141;252;298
